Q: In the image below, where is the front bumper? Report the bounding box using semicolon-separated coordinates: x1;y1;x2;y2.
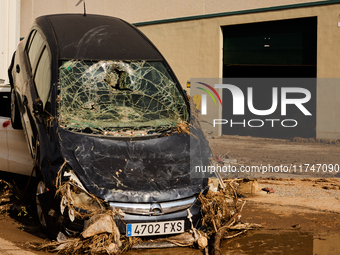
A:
62;196;202;237
114;201;201;235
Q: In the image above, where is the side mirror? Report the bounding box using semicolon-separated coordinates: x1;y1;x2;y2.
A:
33;99;44;117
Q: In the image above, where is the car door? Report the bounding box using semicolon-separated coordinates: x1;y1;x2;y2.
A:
28;41;52;162
18;29;48;157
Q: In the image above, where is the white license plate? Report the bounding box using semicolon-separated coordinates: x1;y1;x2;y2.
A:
126;220;184;237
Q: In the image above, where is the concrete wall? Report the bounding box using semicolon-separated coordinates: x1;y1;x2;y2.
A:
20;0;324;37
0;0;20;84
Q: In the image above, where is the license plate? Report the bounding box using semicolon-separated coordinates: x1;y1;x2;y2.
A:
126;220;184;237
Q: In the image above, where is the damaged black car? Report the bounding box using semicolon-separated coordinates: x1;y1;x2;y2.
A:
8;14;210;240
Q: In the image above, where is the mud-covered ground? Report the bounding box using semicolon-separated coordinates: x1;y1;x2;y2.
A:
208;135;340;254
0;135;340;254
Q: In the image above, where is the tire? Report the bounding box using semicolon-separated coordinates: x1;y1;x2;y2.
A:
35;139;62;240
35;139;48;229
10;88;23;129
35;174;63;240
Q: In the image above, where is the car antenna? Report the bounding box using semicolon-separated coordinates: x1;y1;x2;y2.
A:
83;0;86;16
75;0;86;16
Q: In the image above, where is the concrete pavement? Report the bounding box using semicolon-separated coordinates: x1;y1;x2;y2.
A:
0;237;38;255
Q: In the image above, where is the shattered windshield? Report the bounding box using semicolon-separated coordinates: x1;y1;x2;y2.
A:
58;60;188;136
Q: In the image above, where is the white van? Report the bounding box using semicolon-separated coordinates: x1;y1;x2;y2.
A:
0;83;33;175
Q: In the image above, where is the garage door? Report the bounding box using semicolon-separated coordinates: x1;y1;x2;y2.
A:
222;17;317;138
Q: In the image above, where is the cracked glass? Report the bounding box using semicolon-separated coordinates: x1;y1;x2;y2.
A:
58;60;188;136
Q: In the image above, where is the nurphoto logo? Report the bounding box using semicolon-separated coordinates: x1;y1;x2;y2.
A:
191;78;316;138
196;82;222;115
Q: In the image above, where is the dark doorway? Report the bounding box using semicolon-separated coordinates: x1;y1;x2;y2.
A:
222;17;317;138
223;17;317;78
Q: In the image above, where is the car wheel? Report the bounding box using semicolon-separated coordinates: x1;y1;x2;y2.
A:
35;139;62;240
35;174;63;240
10;88;22;129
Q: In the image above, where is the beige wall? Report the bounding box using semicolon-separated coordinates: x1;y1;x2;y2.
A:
20;0;324;37
0;0;20;83
138;3;340;139
139;4;340;81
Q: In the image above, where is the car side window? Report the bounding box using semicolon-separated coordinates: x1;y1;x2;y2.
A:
34;47;51;106
27;30;44;71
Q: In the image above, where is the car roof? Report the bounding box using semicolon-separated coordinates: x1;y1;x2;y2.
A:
35;14;163;61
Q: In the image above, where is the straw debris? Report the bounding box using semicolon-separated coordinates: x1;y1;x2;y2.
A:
199;175;262;255
35;149;259;254
56;181;104;220
37;211;126;254
0;180;13;216
176;121;190;135
29;170;259;255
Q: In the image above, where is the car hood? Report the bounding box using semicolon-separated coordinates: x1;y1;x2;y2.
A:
58;128;210;203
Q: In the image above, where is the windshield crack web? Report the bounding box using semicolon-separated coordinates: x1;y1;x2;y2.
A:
58;60;188;136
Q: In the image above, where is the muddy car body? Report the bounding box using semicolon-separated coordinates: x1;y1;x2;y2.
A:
9;14;210;239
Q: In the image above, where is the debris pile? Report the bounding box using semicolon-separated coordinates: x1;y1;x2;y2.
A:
0;179;31;219
199;178;262;255
0;180;12;215
57;180;105;221
39;212;127;255
35;174;261;255
36;169;135;254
